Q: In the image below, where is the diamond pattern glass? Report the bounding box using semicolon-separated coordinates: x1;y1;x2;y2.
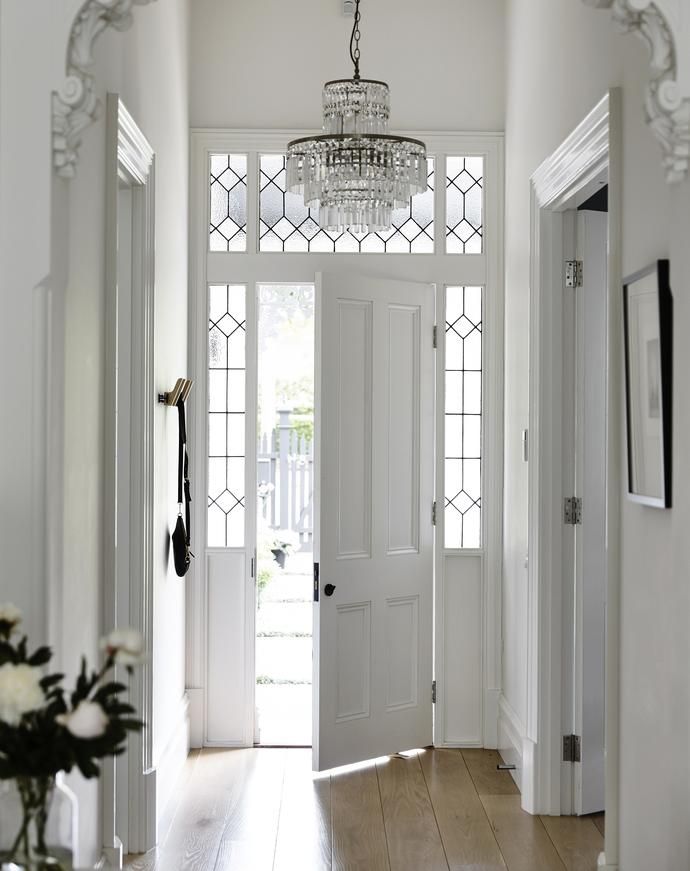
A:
260;155;434;253
210;154;248;252
445;286;482;548
446;156;484;254
208;284;246;547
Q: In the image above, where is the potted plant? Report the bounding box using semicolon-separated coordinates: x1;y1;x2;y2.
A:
0;604;144;870
268;530;300;569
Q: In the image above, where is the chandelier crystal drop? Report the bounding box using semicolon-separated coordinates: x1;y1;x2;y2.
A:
286;0;427;234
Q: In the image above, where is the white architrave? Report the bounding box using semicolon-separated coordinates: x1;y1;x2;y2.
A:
584;0;690;182
53;0;158;179
103;94;156;864
526;91;622;871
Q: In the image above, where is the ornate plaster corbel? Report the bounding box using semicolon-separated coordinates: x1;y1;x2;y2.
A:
583;0;690;182
53;0;157;178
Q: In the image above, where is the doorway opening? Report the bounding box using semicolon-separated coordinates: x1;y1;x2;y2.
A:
255;283;315;747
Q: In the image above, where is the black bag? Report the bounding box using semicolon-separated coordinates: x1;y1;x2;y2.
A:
172;399;193;577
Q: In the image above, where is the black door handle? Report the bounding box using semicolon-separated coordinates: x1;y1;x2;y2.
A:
324;583;336;597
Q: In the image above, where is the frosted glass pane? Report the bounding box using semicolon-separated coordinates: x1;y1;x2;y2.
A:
463;372;482;414
208;284;246;548
259;154;434;253
446;156;484;254
444;286;483;549
226;505;245;548
209;154;247;251
227;414;245;456
226;370;245;412
208;414;226;456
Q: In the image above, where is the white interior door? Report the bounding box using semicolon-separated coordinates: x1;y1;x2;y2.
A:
313;272;435;772
573;208;607;814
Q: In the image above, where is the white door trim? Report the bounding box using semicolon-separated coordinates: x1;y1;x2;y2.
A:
104;94;156;862
186;129;504;753
525;90;622;870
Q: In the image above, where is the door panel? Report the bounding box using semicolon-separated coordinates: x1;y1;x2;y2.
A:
314;272;435;771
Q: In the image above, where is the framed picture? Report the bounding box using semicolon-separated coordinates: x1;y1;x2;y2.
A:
622;259;672;508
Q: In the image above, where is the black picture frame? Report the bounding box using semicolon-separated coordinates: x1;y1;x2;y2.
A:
622;259;672;508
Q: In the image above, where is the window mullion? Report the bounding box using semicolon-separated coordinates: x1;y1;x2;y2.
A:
247;152;259;254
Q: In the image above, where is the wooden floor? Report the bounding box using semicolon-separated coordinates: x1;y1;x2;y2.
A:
124;748;604;871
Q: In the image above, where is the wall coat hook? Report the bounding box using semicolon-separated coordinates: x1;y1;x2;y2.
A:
158;378;193;406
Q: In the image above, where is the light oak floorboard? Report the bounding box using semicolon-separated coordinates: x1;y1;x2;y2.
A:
461;750;520;797
480;795;566;871
376;755;449;871
273;749;332;871
590;813;605;838
540;816;604;871
419;749;507;871
331;764;390;871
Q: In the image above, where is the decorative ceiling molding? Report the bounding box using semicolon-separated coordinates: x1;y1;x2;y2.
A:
583;0;689;182
53;0;157;179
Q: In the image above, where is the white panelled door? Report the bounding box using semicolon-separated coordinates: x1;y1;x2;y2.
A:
313;272;435;772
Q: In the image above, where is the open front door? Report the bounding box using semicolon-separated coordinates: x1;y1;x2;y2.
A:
313;272;435;771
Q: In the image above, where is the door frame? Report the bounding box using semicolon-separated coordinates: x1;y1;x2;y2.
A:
103;94;157;861
525;90;622;870
186;129;504;753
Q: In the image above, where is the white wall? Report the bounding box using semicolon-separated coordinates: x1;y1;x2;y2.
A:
189;0;506;131
0;0;189;864
503;2;689;869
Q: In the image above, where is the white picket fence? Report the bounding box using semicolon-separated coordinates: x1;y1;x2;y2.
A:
257;409;314;549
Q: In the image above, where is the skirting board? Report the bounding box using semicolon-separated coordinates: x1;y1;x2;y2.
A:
597;855;618;871
497;693;524;792
154;694;190;836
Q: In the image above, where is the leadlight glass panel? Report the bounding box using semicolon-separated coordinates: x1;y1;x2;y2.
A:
446;156;484;254
445;286;482;548
208;284;246;547
259;155;434;253
210;154;248;252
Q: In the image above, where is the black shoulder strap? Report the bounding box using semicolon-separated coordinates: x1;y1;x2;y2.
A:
177;399;192;548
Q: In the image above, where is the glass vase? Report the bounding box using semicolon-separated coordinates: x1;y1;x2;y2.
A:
0;774;76;870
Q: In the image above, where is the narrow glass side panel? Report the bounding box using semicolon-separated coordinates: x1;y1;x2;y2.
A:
444;286;482;548
446;156;484;254
210;154;248;252
259;154;434;253
208;284;246;546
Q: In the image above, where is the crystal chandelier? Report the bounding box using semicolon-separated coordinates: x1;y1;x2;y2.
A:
286;0;427;234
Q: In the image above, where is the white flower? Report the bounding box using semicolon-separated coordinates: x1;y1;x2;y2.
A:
0;663;44;725
57;700;108;739
100;627;145;665
0;603;22;631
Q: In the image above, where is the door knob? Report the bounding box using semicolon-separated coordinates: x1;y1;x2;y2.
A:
324;583;336;597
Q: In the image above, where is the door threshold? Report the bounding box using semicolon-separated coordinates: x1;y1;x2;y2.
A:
254;743;312;749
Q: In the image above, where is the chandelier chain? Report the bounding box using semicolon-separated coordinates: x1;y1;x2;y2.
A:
350;0;362;81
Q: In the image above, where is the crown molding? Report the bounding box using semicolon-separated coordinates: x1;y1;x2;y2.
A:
53;0;157;179
583;0;689;182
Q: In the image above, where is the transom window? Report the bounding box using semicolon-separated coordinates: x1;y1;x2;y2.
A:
207;152;483;256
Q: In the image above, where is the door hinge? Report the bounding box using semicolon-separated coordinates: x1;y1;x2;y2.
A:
313;562;320;602
250;557;255;579
563;734;581;763
432;680;437;704
565;260;583;288
432;325;438;349
432;501;437;525
564;496;582;525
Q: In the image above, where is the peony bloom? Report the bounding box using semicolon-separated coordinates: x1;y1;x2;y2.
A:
0;663;44;725
57;700;108;739
100;627;145;665
0;603;22;634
